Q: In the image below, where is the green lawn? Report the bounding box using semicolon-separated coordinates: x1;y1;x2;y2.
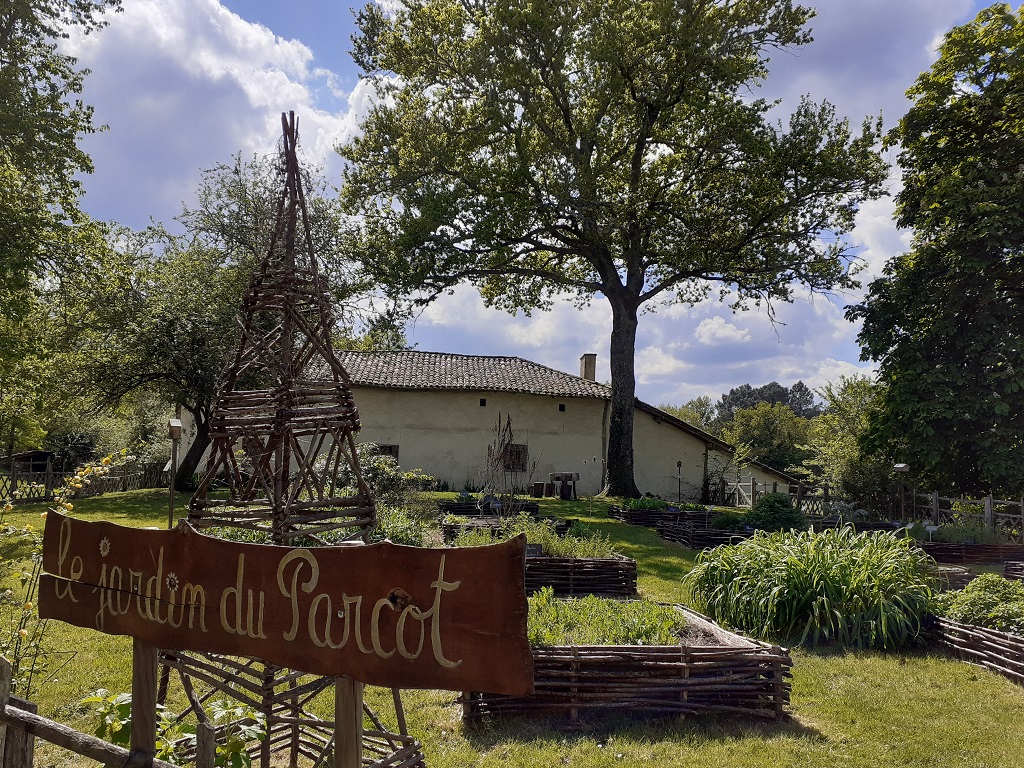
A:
3;489;1023;767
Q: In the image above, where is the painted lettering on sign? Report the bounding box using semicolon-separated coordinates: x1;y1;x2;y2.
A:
40;513;534;696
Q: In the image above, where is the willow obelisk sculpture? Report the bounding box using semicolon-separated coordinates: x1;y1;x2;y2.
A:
160;112;421;767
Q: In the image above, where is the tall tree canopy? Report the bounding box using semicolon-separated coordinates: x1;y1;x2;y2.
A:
0;0;120;317
850;4;1024;496
341;0;887;496
720;401;811;474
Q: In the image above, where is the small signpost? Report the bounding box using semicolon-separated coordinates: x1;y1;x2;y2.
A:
40;512;534;766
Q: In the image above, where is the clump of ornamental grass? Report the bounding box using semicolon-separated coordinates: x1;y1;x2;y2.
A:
681;525;936;649
527;587;686;646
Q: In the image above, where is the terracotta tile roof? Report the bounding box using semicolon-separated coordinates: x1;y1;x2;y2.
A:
329;350;611;399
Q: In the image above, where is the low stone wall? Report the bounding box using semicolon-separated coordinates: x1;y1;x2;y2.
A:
463;607;792;721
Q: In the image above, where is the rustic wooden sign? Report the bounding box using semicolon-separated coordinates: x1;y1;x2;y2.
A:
40;512;534;696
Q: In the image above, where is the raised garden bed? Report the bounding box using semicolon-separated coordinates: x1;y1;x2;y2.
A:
656;520;751;549
524;555;638;597
462;606;792;721
920;542;1024;564
441;516;576;543
931;617;1024;687
437;499;540;516
1004;561;1024;581
936;565;977;591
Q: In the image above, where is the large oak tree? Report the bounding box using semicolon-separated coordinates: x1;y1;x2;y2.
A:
340;0;887;496
851;4;1024;496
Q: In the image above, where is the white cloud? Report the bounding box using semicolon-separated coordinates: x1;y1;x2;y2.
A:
695;317;751;345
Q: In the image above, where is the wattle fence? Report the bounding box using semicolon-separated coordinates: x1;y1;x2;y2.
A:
0;463;168;504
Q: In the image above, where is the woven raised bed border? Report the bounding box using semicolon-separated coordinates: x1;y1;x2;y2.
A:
656;521;751;549
440;517;576;544
437;500;540;517
463;607;792;721
920;543;1024;564
1004;561;1024;581
524;555;638;597
931;617;1024;687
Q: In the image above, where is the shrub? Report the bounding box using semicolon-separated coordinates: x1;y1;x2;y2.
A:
933;573;1024;635
682;526;936;649
528;587;686;646
368;505;440;547
710;512;747;531
746;492;806;531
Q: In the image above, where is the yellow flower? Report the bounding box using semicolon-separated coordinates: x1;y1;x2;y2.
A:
18;629;27;638
22;602;32;611
101;456;112;466
64;503;73;512
24;524;33;532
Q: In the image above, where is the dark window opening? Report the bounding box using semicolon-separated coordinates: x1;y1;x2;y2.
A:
558;403;566;412
503;443;529;472
480;398;487;406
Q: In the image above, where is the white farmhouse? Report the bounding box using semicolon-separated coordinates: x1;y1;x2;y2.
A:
317;350;793;500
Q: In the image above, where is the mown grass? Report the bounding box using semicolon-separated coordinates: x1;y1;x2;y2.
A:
3;489;1023;767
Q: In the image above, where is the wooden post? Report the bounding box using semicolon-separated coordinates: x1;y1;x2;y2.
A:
772;481;778;494
0;656;10;762
335;676;363;768
750;478;757;508
796;484;804;512
195;721;217;768
985;494;994;533
391;689;408;736
128;639;159;767
932;490;940;525
44;457;53;502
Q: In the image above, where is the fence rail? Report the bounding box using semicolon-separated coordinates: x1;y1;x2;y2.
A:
906;491;1024;544
0;465;168;504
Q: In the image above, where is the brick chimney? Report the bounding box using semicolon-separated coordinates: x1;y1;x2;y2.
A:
579;353;597;381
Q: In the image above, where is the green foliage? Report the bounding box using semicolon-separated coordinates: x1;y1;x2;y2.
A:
682;526;936;648
621;496;669;511
746;492;806;532
342;0;887;496
934;574;1024;636
453;513;619;558
527;587;686;646
658;396;716;432
850;4;1024;496
369;505;439;547
714;381;821;429
80;690;266;767
710;512;748;531
721;403;813;474
797;375;895;516
335;442;436;506
0;1;119;317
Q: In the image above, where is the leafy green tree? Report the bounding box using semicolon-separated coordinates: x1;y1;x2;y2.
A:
714;380;820;428
799;375;895;515
850;4;1024;496
659;396;715;433
340;0;887;496
720;402;811;474
0;0;120;317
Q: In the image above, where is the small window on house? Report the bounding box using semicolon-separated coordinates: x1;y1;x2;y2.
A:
480;398;487;406
558;403;566;412
377;444;399;460
503;443;528;472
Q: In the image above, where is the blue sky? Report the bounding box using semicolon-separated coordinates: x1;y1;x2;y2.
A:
65;0;989;407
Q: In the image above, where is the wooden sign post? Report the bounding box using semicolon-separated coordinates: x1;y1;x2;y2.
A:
40;513;534;766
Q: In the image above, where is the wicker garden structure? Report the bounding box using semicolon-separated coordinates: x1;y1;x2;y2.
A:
160;113;421;767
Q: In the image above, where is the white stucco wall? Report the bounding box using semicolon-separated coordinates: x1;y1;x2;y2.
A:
348;387;610;495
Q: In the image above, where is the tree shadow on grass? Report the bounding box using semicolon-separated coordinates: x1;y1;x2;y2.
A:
461;709;823;752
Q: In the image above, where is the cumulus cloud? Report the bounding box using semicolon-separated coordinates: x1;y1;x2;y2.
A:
695;317;752;346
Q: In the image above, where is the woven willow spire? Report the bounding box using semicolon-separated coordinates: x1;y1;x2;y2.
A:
164;114;420;768
188;111;374;543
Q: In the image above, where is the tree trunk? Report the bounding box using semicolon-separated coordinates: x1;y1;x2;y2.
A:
174;411;210;493
603;298;640;498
